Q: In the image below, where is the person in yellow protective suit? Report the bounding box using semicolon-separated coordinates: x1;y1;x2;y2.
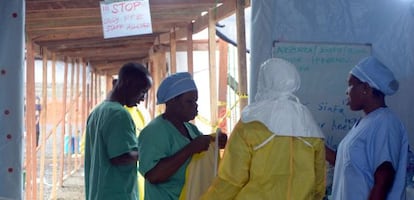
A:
124;104;150;200
201;58;326;200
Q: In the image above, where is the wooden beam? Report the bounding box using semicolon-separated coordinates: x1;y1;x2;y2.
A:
26;6;212;20
67;58;75;172
149;0;224;7
50;52;58;199
26;0;223;10
30;28;158;42
93;71;98;105
28;19;180;34
156;0;250;44
193;1;236;33
98;72;103;102
34;34;155;44
103;68;123;76
59;57;68;187
75;58;81;168
89;58;145;68
218;39;228;132
151;50;167;115
186;24;194;74
25;0;245;72
106;74;113;94
89;69;94;111
91;64;122;71
31;29;105;41
25;37;37;200
236;0;248;111
81;60;87;138
52;46;151;57
38;48;48;200
169;28;177;73
153;39;213;51
26;17;103;31
208;8;218;132
86;54;146;63
26;8;100;21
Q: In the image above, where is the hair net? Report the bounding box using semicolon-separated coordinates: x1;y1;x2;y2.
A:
350;56;399;96
157;72;197;104
242;58;324;139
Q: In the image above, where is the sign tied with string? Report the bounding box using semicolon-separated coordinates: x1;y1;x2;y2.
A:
100;0;152;39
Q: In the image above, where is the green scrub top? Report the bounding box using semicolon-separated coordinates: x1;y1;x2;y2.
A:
138;115;202;200
84;101;138;200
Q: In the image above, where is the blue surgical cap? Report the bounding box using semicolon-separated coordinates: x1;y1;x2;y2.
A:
157;72;197;104
350;56;399;96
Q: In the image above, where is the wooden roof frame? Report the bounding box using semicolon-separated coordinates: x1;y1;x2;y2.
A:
26;0;251;74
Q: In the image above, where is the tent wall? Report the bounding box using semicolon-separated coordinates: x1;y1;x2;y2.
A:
250;0;414;147
0;1;25;199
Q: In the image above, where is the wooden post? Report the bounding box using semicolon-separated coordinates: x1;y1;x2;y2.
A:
25;37;37;200
51;55;58;128
51;53;58;199
39;48;48;200
67;58;75;173
218;39;229;133
98;73;102;102
75;58;81;168
82;61;87;135
89;69;94;112
106;74;113;93
208;8;218;132
149;46;167;117
147;59;156;118
236;0;248;111
186;24;194;74
93;72;97;105
80;60;86;169
170;27;177;73
51;55;57;101
94;72;98;106
59;57;69;186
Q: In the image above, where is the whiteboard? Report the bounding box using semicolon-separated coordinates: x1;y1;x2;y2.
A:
273;41;372;148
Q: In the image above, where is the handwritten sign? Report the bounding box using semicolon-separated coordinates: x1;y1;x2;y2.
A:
273;41;371;147
100;0;152;39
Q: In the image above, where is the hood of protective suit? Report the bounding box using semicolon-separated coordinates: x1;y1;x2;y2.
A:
241;58;324;139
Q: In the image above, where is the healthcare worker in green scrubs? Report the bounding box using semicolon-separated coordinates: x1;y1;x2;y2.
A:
84;63;152;200
138;72;227;200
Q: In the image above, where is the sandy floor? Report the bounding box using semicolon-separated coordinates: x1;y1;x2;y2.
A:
55;169;85;200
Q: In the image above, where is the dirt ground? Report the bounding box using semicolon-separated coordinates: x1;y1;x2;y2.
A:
55;169;85;200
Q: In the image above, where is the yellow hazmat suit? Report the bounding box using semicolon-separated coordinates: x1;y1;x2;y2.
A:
124;106;149;200
201;121;325;199
201;58;326;199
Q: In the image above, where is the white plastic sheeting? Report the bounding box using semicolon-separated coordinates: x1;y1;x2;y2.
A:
250;0;414;147
0;1;25;199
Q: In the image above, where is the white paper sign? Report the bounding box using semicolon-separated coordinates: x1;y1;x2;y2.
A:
100;0;152;39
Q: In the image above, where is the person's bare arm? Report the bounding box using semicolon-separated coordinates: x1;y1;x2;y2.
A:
325;145;337;166
145;135;211;184
213;130;228;149
368;161;395;200
110;151;138;165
